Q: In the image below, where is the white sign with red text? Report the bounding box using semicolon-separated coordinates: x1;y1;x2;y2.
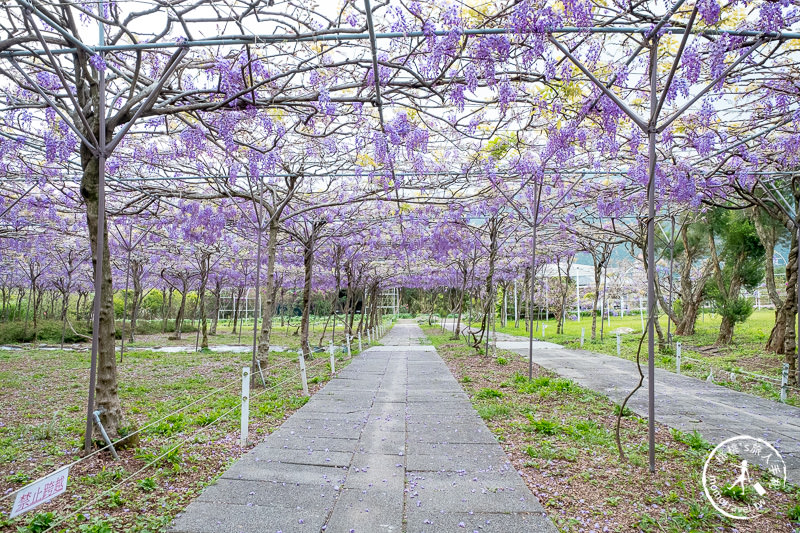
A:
9;466;69;518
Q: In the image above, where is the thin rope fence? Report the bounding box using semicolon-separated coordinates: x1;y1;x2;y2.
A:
39;369;306;533
2;351;330;506
679;354;800;393
0;373;241;504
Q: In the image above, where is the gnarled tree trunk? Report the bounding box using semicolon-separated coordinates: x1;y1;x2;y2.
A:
80;148;122;438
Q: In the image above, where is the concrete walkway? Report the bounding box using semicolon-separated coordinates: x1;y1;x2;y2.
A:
500;343;800;484
170;320;557;533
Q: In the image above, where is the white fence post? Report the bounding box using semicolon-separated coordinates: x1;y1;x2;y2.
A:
676;342;682;375
542;325;546;339
329;341;336;375
639;296;645;332
781;363;789;403
580;327;585;347
240;367;250;447
299;353;309;396
358;333;363;352
346;335;352;358
367;329;372;343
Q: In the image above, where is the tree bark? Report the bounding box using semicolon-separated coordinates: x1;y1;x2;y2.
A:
197;255;210;349
257;218;280;364
128;261;143;342
452;264;468;339
754;212;787;352
209;281;222;336
173;288;187;340
300;240;314;360
80;149;122;437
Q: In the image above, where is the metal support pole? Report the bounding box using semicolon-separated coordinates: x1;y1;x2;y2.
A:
581;327;585;347
514;279;519;328
646;37;659;474
329;341;336;375
528;184;541;380
616;333;621;356
92;410;118;460
251;177;264;387
346;335;352;358
781;363;789;403
503;287;508;327
667;216;675;343
240;367;250;447
298;353;309;396
576;273;580;322
255;360;266;388
545;278;549;322
600;266;607;341
676;342;682;374
358;333;362;352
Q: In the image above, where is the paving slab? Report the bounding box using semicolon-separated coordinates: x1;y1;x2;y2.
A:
170;320;557;533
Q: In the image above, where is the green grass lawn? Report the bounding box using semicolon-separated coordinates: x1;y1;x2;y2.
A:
455;309;799;406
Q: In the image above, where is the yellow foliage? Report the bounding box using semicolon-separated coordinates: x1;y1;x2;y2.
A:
356;153;377;168
462;0;498;25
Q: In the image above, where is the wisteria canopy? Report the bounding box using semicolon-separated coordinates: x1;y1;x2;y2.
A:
1;0;799;467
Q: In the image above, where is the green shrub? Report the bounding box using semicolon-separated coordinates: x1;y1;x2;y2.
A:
25;512;54;533
523;416;560;435
476;404;510;420
670;428;711;451
512;372;527;384
475;388;503;399
788;502;800;521
525;442;577;461
137;477;157;492
0;320;89;344
496;356;508;365
516;376;576;396
149;414;187;437
78;518;114;533
613;404;632;417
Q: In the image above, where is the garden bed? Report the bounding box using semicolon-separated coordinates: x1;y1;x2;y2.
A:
423;326;800;532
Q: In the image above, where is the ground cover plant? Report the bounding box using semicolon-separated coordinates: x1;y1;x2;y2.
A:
423;326;800;532
0;324;372;532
